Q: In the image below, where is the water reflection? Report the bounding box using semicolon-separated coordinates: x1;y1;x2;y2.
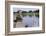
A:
22;16;39;27
13;12;39;27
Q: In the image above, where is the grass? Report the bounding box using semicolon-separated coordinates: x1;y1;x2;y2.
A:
22;13;39;16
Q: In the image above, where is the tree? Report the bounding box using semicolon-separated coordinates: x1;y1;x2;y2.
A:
22;11;27;13
13;12;16;14
17;10;20;13
33;10;39;13
29;10;32;13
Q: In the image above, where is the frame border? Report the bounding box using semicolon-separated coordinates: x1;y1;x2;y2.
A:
5;1;45;36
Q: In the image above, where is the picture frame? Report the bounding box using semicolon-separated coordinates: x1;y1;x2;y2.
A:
5;1;45;36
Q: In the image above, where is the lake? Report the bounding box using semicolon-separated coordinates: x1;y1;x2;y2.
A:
22;16;39;27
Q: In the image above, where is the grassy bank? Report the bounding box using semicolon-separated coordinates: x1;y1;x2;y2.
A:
22;13;39;17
